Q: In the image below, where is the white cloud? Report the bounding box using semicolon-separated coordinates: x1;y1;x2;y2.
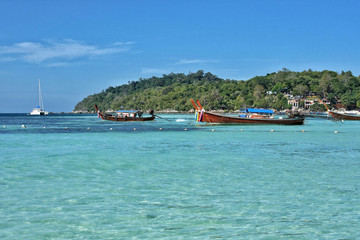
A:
0;56;16;62
0;39;132;65
112;41;136;46
175;59;218;65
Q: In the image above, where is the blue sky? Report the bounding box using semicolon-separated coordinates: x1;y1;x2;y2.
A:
1;0;360;113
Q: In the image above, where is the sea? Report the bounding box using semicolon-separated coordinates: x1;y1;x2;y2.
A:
1;113;359;239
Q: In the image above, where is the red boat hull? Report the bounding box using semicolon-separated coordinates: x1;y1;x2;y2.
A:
329;111;360;120
202;111;304;125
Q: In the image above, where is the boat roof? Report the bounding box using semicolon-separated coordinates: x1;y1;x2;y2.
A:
117;110;141;113
245;108;274;114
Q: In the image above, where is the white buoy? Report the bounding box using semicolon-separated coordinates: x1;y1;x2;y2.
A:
301;130;305;132
211;129;215;132
3;126;6;128
184;128;188;131
43;126;46;129
240;129;244;131
133;128;136;131
159;128;163;131
110;128;113;130
87;127;90;130
64;127;68;130
334;131;339;134
21;125;26;128
270;129;275;132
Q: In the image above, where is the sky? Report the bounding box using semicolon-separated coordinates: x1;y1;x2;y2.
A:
1;0;360;113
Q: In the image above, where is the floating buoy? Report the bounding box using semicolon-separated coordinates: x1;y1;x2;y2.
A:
240;129;244;131
211;129;215;132
3;126;6;128
110;128;113;131
301;130;305;132
43;126;46;129
87;127;90;130
184;128;188;131
334;131;339;134
21;125;26;128
270;129;275;132
133;128;136;131
159;128;163;131
64;127;68;130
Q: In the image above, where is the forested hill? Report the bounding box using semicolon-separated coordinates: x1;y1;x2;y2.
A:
74;69;360;112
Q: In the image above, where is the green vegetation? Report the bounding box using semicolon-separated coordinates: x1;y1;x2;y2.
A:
74;69;360;112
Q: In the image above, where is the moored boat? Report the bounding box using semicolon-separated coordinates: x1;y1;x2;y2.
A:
191;99;304;125
30;79;48;115
321;101;360;120
95;105;155;121
328;111;360;121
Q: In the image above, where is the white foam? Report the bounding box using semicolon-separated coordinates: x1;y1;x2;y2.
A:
176;119;186;122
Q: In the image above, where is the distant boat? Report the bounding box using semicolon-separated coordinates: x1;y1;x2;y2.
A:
328;111;360;121
95;105;155;121
30;79;48;115
321;101;360;120
191;99;305;125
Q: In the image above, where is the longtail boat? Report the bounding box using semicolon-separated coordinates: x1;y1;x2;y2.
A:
328;111;360;121
190;99;305;125
321;101;360;120
95;105;155;121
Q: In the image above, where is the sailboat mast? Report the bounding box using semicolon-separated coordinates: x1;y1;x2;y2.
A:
38;79;44;111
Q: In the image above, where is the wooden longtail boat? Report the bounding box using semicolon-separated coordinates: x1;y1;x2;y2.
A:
328;111;360;121
321;101;360;120
95;105;155;122
190;99;305;125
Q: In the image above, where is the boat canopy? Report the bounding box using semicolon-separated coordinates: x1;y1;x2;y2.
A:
117;110;140;113
245;108;274;114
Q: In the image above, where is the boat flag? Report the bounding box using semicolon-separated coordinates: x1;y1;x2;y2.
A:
195;109;204;122
199;110;204;122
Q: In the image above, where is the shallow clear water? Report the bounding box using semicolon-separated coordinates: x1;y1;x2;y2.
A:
1;114;360;239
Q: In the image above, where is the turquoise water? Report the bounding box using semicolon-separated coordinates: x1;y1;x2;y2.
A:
1;114;360;239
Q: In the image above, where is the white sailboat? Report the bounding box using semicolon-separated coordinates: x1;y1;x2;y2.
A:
30;79;48;115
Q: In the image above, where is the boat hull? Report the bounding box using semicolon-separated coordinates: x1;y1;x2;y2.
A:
329;111;360;120
95;105;155;122
202;112;304;125
98;113;155;122
30;108;48;115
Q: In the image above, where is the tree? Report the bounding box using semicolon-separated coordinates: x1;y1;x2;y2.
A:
316;72;333;97
271;82;283;93
310;102;326;112
292;84;309;96
253;85;265;99
341;92;357;109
